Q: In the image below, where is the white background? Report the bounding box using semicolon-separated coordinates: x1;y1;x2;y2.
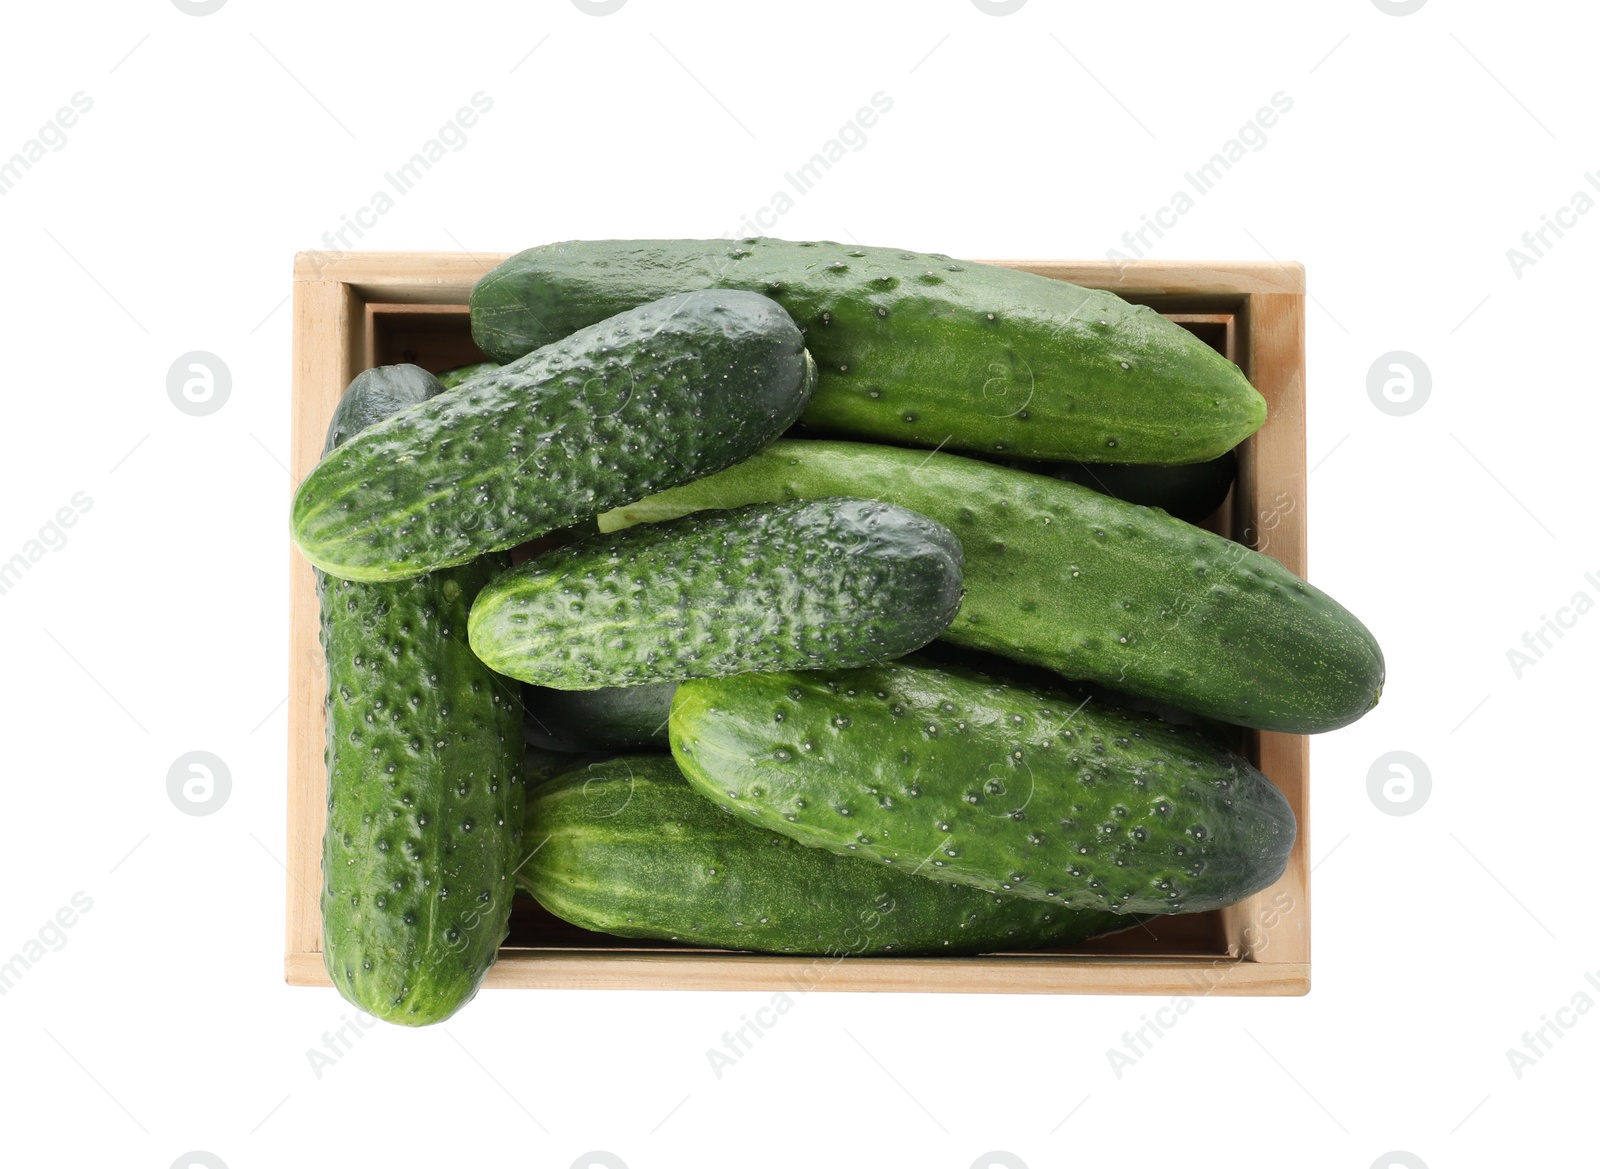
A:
1;1;1594;1166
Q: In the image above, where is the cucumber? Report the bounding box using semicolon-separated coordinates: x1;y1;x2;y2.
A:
912;640;1249;755
324;364;442;451
316;366;524;1026
436;361;500;389
525;682;679;751
468;498;964;689
669;661;1296;915
601;439;1383;734
1047;451;1236;525
292;290;816;582
520;755;1143;954
470;238;1265;464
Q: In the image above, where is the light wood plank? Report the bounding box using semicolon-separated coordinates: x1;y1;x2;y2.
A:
1218;290;1309;965
293;251;1306;301
286;949;1308;996
981;258;1305;297
294;252;500;304
285;279;362;961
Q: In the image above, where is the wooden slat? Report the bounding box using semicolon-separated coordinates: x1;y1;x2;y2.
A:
293;251;1308;301
979;258;1306;298
285;949;1308;996
364;303;473;318
294;252;500;304
286;279;362;962
1217;287;1309;965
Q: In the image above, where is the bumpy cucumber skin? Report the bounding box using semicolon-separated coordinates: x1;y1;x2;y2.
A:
471;238;1265;463
469;498;964;689
670;663;1296;915
521;755;1142;955
317;366;524;1027
292;290;816;582
436;361;501;389
321;565;524;1024
525;681;679;751
601;440;1384;734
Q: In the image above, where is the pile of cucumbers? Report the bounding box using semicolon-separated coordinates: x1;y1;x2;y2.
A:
293;238;1383;1025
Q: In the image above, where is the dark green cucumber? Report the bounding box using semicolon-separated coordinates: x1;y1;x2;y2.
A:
436;361;500;389
601;440;1383;734
525;682;679;751
324;364;442;451
317;366;524;1026
469;498;964;689
670;662;1296;914
1047;451;1236;525
471;238;1265;463
292;290;816;582
520;755;1143;954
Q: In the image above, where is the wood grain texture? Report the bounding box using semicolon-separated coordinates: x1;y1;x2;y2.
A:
294;251;501;304
286;279;362;961
284;950;1307;996
1219;289;1310;966
284;255;1311;995
980;258;1306;297
292;251;1309;300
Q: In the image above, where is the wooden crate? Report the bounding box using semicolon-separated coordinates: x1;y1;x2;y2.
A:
286;253;1309;996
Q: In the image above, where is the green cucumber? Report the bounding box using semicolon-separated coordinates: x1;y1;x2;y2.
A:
525;682;679;751
436;361;500;389
469;498;964;689
470;238;1265;463
324;364;441;451
317;365;524;1026
912;640;1249;755
1047;451;1236;525
601;439;1383;734
669;661;1296;915
292;290;816;582
520;755;1142;954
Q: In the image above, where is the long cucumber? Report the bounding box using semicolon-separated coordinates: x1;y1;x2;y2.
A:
470;238;1265;463
670;662;1297;915
292;290;816;582
469;498;963;689
316;365;524;1026
521;755;1145;954
601;439;1383;734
